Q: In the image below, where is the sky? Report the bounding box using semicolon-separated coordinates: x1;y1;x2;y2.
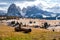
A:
0;0;60;13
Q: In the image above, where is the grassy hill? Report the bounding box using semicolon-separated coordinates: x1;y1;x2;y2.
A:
0;24;60;40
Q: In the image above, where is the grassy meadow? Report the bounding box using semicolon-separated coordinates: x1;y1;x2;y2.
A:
0;24;60;40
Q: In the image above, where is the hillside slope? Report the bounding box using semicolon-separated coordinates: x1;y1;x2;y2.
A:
0;24;60;40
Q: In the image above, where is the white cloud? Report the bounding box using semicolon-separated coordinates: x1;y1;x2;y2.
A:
36;0;60;13
14;0;60;13
0;2;11;13
0;2;8;5
0;7;6;10
0;7;8;12
15;2;33;9
42;14;50;18
15;1;39;9
0;0;60;13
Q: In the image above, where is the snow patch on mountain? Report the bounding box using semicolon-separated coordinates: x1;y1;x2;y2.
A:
42;14;50;18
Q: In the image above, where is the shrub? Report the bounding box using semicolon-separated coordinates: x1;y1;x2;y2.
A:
29;21;32;24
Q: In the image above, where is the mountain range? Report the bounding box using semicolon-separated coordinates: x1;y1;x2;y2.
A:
7;4;22;17
0;3;60;20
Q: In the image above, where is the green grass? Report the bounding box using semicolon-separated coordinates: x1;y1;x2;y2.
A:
0;24;60;40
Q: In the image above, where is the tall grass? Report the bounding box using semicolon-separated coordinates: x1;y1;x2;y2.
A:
0;24;60;40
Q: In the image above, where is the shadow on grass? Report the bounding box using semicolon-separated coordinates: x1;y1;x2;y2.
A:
0;37;2;40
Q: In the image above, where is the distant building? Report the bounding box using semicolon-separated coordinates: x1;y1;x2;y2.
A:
0;16;19;20
0;16;6;20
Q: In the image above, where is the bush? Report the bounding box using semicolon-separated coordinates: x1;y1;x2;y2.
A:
53;38;56;40
43;22;49;29
29;21;32;24
11;21;15;24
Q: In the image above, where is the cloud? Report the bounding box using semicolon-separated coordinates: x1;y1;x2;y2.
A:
0;2;8;7
46;5;60;13
36;0;60;13
0;0;35;3
0;2;9;12
15;1;38;9
0;7;7;11
15;0;60;13
0;0;60;13
0;2;8;5
0;0;35;11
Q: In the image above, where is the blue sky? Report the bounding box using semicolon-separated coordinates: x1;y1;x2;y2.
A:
0;0;60;13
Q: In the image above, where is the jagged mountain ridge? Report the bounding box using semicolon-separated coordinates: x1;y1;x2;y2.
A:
0;4;60;20
24;6;57;19
7;4;22;17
